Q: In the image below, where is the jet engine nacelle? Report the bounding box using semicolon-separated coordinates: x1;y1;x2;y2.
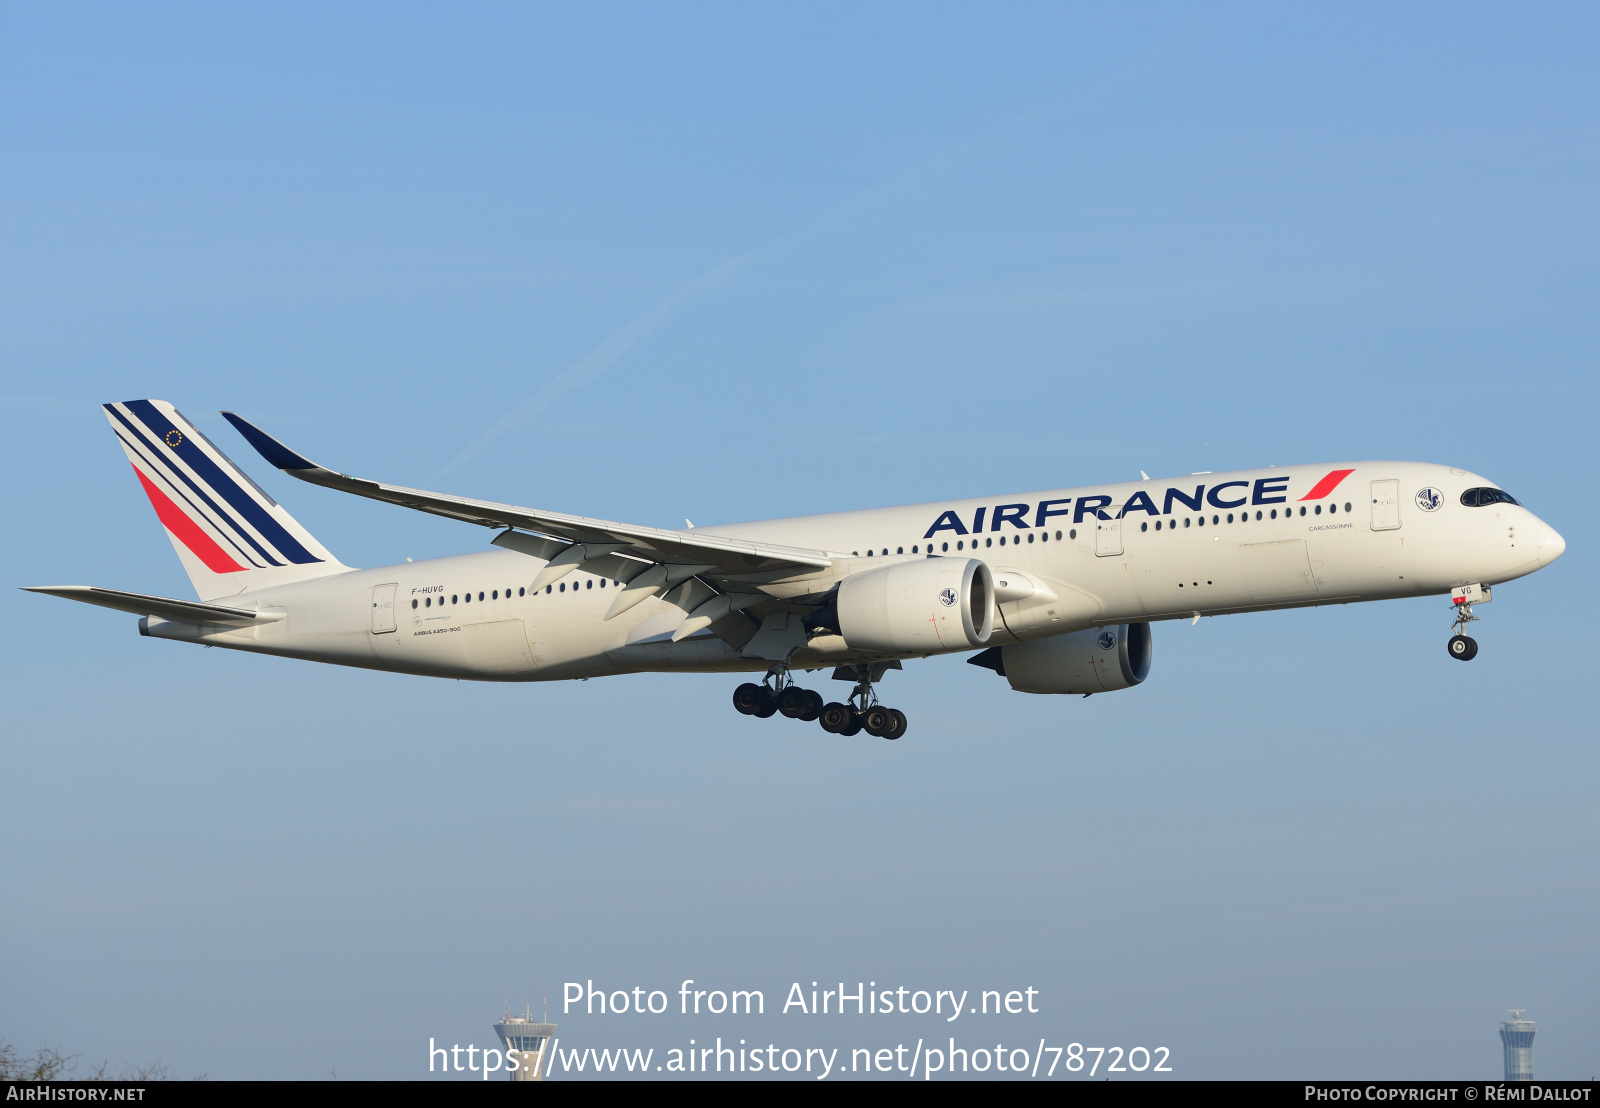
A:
836;557;994;654
972;622;1152;694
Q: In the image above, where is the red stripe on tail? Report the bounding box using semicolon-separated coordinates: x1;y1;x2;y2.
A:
132;465;246;573
1299;468;1355;500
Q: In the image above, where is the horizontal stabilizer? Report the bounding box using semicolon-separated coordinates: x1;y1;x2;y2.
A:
21;586;285;625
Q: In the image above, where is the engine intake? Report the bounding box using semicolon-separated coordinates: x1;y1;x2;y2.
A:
970;622;1152;694
836;557;994;654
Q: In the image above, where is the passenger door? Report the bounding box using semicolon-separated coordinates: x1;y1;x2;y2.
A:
370;583;397;634
1095;514;1123;557
1370;480;1401;531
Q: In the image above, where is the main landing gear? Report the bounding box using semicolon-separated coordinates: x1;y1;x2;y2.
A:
732;664;908;740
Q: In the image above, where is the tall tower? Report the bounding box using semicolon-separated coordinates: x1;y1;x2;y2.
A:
1499;1010;1535;1081
495;1007;558;1082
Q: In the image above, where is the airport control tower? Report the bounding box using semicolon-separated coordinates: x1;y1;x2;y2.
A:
495;1006;557;1082
1499;1010;1535;1081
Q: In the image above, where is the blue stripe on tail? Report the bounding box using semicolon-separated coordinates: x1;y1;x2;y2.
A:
121;401;322;566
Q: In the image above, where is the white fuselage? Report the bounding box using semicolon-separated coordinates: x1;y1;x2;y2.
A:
140;461;1564;681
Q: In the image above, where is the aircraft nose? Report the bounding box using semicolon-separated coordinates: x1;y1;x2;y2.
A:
1538;524;1566;567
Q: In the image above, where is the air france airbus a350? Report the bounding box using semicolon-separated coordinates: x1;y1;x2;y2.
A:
26;400;1566;740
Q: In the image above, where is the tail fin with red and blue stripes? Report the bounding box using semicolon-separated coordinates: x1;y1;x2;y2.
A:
104;399;347;600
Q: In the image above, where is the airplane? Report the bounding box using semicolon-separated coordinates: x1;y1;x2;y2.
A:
24;400;1567;740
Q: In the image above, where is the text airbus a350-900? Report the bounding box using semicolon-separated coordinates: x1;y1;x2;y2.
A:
26;400;1566;739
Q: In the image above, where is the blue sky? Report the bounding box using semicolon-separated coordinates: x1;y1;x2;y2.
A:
2;3;1595;1080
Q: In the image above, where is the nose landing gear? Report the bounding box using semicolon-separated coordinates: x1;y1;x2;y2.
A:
1446;584;1489;661
733;663;908;739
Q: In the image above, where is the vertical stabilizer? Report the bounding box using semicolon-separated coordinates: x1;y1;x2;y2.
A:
104;399;348;600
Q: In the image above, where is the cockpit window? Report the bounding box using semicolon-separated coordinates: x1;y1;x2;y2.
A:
1461;487;1520;508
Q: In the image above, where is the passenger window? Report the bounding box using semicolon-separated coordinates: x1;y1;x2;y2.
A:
1184;518;1191;528
1344;502;1351;513
411;598;418;609
1141;522;1148;532
986;538;993;548
1226;513;1233;523
1256;511;1262;520
452;595;458;604
1212;515;1218;525
545;585;551;594
559;582;565;592
492;590;498;599
519;587;525;597
957;541;964;550
1155;520;1161;530
1314;505;1322;515
998;536;1005;546
1027;533;1034;543
1299;506;1307;516
882;548;888;556
942;542;949;552
586;580;593;589
897;547;904;554
1069;529;1076;539
1270;509;1277;519
1055;531;1063;540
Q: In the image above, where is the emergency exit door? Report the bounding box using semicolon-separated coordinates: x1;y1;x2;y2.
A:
370;583;397;633
1370;480;1401;531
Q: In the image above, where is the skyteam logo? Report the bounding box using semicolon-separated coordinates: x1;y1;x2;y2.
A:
1098;630;1117;651
1415;487;1443;512
938;587;958;607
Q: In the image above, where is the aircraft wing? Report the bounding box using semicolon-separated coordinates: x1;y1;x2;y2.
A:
220;412;833;579
22;586;284;624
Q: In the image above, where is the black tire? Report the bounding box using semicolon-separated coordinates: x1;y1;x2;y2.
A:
840;712;864;737
752;686;778;717
1448;634;1477;661
777;686;810;718
799;690;824;723
732;682;764;714
819;702;852;733
862;706;893;737
881;708;908;741
1462;635;1479;660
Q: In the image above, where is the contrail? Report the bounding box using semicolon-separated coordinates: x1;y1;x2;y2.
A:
432;85;1137;481
428;174;922;481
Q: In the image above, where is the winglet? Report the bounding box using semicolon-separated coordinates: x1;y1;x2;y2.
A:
220;411;318;471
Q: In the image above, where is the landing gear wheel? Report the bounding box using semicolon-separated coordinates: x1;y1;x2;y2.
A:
1448;634;1478;661
777;686;811;719
799;690;824;723
839;712;864;737
862;706;893;737
881;708;908;741
752;686;779;717
732;682;765;715
819;702;853;733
